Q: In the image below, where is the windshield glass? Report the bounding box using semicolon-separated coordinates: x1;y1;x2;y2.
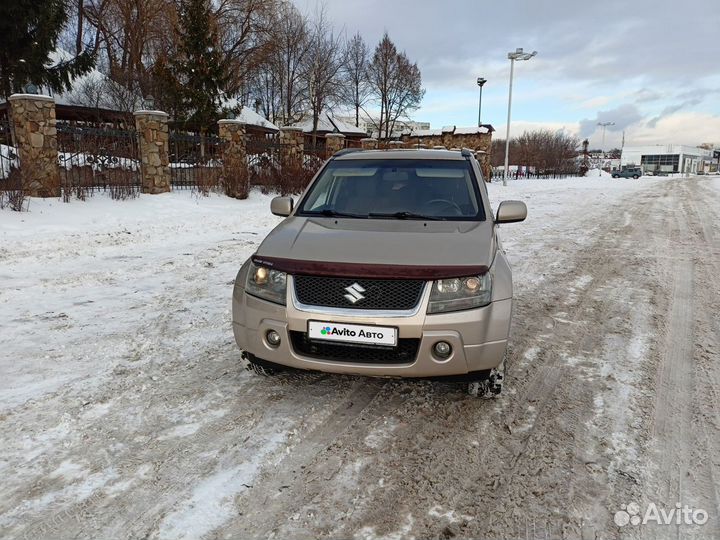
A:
297;159;484;220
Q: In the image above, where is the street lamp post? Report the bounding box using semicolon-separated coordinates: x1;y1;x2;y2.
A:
503;48;537;186
597;121;615;148
596;121;615;176
477;77;487;127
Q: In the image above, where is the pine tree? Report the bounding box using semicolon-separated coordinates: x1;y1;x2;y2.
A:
173;0;228;129
0;0;94;99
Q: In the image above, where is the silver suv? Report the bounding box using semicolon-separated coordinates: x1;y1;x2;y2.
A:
232;149;527;396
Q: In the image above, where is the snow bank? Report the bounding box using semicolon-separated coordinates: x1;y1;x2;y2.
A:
585;168;612;178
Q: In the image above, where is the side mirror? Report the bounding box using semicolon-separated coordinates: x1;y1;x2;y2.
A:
496;200;527;224
271;196;294;217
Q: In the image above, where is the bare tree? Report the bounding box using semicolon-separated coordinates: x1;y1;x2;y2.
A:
367;33;424;140
384;51;423;139
270;1;310;125
215;0;277;98
302;8;345;144
515;129;579;173
493;130;579;175
83;0;176;99
249;61;282;122
341;32;370;128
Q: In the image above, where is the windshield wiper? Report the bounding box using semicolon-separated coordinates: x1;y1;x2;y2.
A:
312;209;368;219
368;211;444;221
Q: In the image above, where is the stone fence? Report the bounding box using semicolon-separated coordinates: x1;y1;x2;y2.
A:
5;94;351;198
399;129;493;180
6;93;490;197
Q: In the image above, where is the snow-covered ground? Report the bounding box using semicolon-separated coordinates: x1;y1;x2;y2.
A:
2;175;719;539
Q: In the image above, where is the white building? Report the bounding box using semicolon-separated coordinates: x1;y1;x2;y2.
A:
621;145;714;174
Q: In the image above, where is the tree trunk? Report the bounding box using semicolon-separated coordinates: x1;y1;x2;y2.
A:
76;0;84;56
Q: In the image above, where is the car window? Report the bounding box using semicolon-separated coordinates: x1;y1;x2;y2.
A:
298;159;485;220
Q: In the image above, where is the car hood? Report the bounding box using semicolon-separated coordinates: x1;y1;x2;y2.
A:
255;216;496;269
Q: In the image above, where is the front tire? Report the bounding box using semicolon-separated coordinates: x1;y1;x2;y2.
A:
242;351;284;377
467;354;506;398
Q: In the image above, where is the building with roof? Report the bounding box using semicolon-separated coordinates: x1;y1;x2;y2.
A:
226;106;279;135
621;144;714;175
335;116;430;139
291;112;368;139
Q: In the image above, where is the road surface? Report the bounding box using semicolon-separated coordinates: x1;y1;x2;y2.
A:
1;176;719;539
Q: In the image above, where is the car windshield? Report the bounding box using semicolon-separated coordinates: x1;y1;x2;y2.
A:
297;159;484;220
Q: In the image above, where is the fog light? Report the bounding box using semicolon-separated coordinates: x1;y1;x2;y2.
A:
433;341;452;358
266;330;281;347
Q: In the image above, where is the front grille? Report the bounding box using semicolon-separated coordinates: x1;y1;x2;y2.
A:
294;275;424;310
290;331;419;364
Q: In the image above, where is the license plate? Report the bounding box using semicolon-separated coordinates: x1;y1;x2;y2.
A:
308;321;397;346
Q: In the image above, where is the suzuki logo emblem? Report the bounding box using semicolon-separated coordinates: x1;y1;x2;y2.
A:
343;283;366;304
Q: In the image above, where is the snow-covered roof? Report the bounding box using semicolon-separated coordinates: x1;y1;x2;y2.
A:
327;115;367;135
411;125;492;137
220;97;279;131
292;112;367;136
293;113;337;133
455;126;493;134
232;106;279;132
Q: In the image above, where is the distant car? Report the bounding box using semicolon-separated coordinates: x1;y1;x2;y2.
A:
612;168;642;179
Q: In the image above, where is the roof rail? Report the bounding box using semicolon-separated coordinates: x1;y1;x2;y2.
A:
460;148;474;158
333;148;364;157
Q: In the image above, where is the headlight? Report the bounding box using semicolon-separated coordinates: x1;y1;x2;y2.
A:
245;261;287;305
427;273;492;314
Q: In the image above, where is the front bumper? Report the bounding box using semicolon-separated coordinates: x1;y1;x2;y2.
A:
232;277;510;377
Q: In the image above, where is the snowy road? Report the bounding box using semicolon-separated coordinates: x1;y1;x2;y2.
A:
1;176;719;539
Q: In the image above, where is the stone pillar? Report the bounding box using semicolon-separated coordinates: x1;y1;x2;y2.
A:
325;133;346;155
134;110;170;194
218;119;248;199
279;127;304;168
8;94;60;197
475;150;492;182
360;137;378;150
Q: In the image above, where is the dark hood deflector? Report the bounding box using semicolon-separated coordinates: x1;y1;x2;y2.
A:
251;255;488;280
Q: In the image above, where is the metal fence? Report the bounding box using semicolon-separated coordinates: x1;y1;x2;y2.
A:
491;168;579;180
57;121;141;199
303;136;328;158
247;135;300;189
0;115;20;185
169;130;224;190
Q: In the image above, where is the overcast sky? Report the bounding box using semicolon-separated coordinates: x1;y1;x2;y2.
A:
292;0;719;148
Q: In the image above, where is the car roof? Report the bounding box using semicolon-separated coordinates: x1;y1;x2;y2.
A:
333;149;467;161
